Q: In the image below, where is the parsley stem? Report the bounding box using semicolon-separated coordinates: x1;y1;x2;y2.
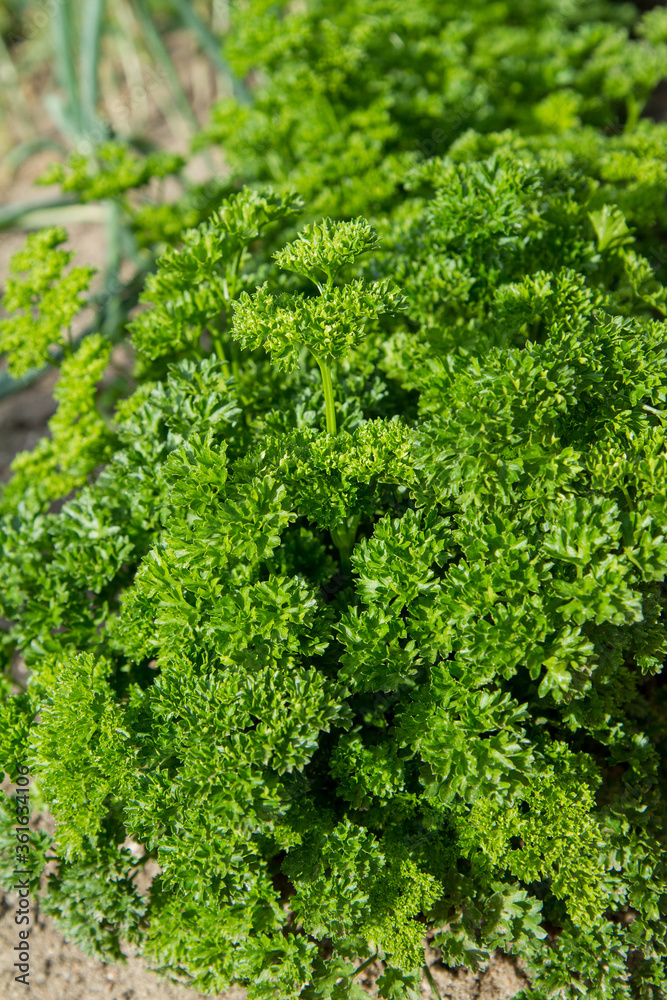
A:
625;94;640;132
231;340;241;382
212;315;231;378
423;963;443;1000
318;360;337;435
353;952;379;978
331;513;361;574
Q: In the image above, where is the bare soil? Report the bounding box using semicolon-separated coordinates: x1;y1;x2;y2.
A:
0;889;242;1000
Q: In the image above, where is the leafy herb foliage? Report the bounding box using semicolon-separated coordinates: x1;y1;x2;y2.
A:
1;2;666;999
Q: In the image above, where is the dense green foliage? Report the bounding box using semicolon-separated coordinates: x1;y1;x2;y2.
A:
1;1;667;999
199;0;667;217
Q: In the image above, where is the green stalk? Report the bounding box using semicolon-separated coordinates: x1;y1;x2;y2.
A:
168;0;251;105
231;340;241;382
1;138;66;174
620;482;634;511
423;963;443;1000
318;360;337;436
0;369;44;403
625;94;641;132
211;315;231;377
133;0;199;130
353;953;379;979
79;0;106;134
53;0;81;135
331;514;360;575
0;194;79;230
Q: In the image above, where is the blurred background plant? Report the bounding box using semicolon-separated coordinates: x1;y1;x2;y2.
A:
0;0;240;404
0;0;239;159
